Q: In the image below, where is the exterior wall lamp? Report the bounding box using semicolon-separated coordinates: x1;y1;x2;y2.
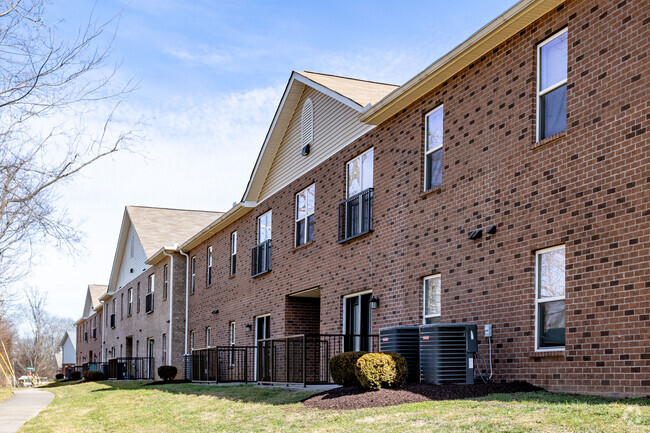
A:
245;324;252;332
369;296;380;310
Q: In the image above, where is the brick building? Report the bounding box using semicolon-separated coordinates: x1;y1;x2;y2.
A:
74;285;105;365
76;0;648;396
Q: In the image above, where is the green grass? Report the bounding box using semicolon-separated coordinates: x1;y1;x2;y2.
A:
0;387;14;403
21;381;650;433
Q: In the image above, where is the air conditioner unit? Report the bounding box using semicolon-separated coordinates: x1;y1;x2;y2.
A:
419;323;477;385
379;326;420;383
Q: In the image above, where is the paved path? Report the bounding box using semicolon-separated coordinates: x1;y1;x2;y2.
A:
0;388;54;433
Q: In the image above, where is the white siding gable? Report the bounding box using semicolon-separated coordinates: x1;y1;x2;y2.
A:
116;223;149;290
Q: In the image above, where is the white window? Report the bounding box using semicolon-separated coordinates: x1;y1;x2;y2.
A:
257;211;272;244
190;331;195;351
535;245;566;351
537;28;568;141
148;274;154;294
301;98;314;149
191;256;196;293
127;288;133;315
346;148;373;198
423;275;441;324
136;282;140;313
424;106;444;190
295;184;315;247
229;322;236;365
230;232;237;276
207;246;213;286
206;327;211;347
163;264;169;300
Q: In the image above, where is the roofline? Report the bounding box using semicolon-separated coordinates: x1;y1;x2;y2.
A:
99;291;115;302
107;208;131;293
302;70;398;87
125;204;222;214
242;71;376;203
146;202;256;264
360;0;565;125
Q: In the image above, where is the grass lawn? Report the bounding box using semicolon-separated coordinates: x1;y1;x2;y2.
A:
21;380;650;433
0;387;14;403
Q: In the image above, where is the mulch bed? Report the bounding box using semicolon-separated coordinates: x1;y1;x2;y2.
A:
302;381;543;410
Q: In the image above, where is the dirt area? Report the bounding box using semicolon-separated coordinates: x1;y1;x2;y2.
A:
302;381;543;410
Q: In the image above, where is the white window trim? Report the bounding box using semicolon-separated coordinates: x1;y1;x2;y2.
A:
191;256;196;293
207;246;213;285
295;184;315;247
206;327;211;348
423;274;442;323
163;264;169;299
534;244;566;352
341;290;373;335
128;288;133;315
148;274;155;294
190;331;195;351
536;28;568;141
423;105;444;191
257;211;272;244
231;232;237;276
345;148;374;199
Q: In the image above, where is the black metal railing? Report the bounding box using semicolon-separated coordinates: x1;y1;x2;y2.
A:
106;357;155;380
190;346;255;383
67;365;84;378
338;188;373;243
81;362;100;374
110;313;116;328
257;333;379;386
251;240;271;277
145;292;154;313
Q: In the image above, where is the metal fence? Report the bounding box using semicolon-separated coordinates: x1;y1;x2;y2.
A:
190;346;255;383
257;334;379;386
105;357;155;380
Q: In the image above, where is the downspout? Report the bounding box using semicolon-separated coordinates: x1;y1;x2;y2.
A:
101;303;105;363
178;248;190;355
162;246;176;366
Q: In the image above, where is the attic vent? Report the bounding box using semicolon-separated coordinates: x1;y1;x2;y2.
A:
301;98;313;155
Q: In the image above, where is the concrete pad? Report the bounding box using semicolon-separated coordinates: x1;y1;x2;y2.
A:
0;388;54;433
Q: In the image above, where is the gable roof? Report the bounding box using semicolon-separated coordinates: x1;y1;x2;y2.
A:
107;206;223;292
242;71;397;203
60;330;76;348
361;0;564;125
81;284;107;318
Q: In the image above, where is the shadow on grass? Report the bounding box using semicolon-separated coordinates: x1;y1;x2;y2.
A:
39;379;84;389
84;380;315;406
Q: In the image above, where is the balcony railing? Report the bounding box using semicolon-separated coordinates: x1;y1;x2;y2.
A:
105;357;154;380
145;292;154;314
189;346;255;383
338;188;373;243
110;313;116;329
251;240;271;277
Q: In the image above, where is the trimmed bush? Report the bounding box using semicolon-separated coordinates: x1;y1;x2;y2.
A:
69;370;82;380
55;373;64;380
83;371;104;381
354;352;408;390
158;365;177;382
329;351;367;386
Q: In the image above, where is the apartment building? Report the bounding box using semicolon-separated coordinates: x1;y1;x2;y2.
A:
74;0;648;396
74;285;105;365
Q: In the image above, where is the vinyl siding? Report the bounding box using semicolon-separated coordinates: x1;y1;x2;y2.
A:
116;224;150;290
257;86;374;203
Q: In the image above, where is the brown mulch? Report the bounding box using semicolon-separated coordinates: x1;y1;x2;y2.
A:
302;381;543;410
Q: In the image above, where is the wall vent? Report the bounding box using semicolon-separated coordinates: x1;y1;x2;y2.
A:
301;98;313;155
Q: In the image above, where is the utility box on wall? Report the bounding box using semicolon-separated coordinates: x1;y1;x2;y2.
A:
379;325;420;382
419;323;477;385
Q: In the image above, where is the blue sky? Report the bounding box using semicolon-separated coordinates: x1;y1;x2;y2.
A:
32;0;516;322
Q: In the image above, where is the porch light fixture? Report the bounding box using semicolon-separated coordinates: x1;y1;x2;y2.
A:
369;296;380;310
211;309;219;315
245;324;252;332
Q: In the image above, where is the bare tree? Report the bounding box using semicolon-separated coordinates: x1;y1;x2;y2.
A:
0;0;139;293
14;287;73;378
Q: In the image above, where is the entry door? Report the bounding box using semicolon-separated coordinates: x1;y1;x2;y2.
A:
344;293;372;351
256;315;271;381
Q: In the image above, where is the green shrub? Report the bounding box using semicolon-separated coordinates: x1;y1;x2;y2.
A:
329;351;367;386
354;352;408;390
55;373;64;380
69;371;82;380
158;365;177;382
83;371;104;381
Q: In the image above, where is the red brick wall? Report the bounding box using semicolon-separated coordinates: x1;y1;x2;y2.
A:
186;0;649;397
76;309;103;365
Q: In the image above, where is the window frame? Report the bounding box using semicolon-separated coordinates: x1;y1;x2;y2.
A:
190;330;195;351
295;184;315;247
163;264;169;300
536;28;568;141
257;211;272;244
207;246;213;286
423;105;444;191
423;274;442;323
205;327;211;348
136;282;140;313
230;232;237;276
345;148;374;199
127;288;133;316
162;333;167;364
191;256;196;293
229;321;236;366
534;244;566;352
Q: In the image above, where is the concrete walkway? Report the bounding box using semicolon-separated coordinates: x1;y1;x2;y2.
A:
0;388;54;433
